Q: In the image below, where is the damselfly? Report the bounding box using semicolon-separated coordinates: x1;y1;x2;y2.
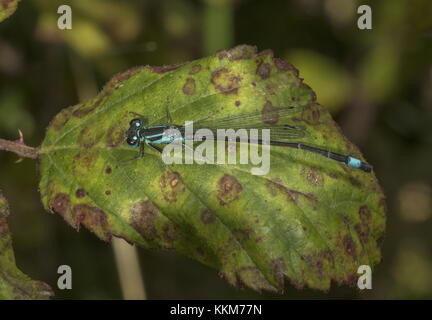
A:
125;104;373;172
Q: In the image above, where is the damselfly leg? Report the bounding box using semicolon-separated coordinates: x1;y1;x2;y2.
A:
122;142;145;163
148;143;163;154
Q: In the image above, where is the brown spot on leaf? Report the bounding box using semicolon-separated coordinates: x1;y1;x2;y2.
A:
355;205;372;243
72;97;103;118
75;189;86;198
130;200;159;239
354;224;366;243
349;176;362;188
211;68;241;94
217;174;243;205
0;221;7;238
50;108;72;131
106;122;126;147
196;247;205;257
236;265;277;292
237;265;277;292
359;205;371;222
73;150;97;169
189;64;202;74
262;101;279;124
1;0;16;9
302;249;333;281
0;219;11;253
0;218;8;245
78;125;104;148
218;271;234;287
265;83;277;95
159;172;185;203
293;106;321;126
340;214;350;225
149;64;181;74
270;258;286;290
257;49;274;57
342;235;356;258
232;228;253;242
301;167;324;187
256;62;271;79
265;180;318;206
105;167;112;174
105;190;112;196
72;204;110;241
162;222;179;244
328;172;338;179
216;45;257;61
182;77;196;95
311;108;320;122
200;209;216;224
299;82;317;101
234;100;241;107
0;194;9;218
107;66;144;89
49;193;70;217
344;274;358;286
272;57;298;75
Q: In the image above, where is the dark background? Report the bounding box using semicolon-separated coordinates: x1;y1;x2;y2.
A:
0;0;431;299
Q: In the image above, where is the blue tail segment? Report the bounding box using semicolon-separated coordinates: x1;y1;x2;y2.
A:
347;157;362;169
347;156;373;172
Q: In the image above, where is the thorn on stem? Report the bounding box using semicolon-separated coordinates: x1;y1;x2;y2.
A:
14;129;25;163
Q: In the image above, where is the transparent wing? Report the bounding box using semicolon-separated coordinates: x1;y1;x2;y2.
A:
188;104;311;141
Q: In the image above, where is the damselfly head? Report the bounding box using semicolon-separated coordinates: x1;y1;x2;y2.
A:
130;119;142;127
126;134;139;147
126;119;142;148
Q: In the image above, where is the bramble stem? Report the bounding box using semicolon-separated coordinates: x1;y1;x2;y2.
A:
0;137;38;159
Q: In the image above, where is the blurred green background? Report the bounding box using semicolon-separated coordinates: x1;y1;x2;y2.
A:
0;0;431;299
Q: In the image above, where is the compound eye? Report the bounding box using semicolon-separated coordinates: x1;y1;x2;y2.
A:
130;119;141;127
126;136;139;147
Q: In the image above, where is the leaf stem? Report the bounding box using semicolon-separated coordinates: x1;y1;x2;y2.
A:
0;137;38;159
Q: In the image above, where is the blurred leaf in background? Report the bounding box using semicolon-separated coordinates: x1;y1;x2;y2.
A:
391;239;432;299
0;87;35;137
0;192;53;299
0;0;20;23
34;0;143;77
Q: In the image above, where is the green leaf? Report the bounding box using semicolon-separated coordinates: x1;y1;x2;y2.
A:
39;45;386;292
0;192;53;300
0;0;20;23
